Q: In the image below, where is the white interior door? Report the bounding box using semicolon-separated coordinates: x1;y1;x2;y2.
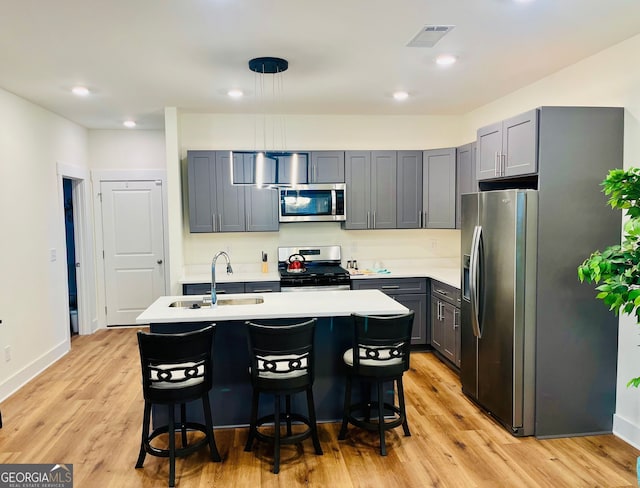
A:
101;180;166;325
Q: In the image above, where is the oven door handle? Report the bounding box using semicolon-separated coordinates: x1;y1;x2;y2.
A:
280;284;351;292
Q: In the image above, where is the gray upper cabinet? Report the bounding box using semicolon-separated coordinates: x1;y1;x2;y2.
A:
310;151;345;183
396;151;423;229
344;151;370;229
276;151;344;184
187;150;245;233
371;151;397;229
187;151;217;233
215;151;247;232
277;153;309;186
456;142;477;229
243;156;279;232
422;148;456;229
187;150;278;233
344;151;397;229
477;108;539;181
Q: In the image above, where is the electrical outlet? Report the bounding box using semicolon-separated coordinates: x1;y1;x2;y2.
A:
50;248;57;262
429;239;438;250
4;345;11;362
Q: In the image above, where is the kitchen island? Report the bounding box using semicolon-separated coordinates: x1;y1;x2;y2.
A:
136;289;408;427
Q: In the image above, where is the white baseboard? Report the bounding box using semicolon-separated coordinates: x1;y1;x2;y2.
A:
0;340;70;402
613;413;640;450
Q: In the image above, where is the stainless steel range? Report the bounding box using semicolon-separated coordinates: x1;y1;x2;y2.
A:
278;245;351;292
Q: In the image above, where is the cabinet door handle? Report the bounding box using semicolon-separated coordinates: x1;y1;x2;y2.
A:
501;152;506;176
495;152;499;176
418;210;422;228
381;285;400;290
435;288;449;296
251;289;273;293
367;211;370;229
212;213;217;232
373;211;376;229
219;214;223;231
454;309;460;328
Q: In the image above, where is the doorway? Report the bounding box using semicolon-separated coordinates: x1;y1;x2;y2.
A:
57;162;97;337
63;178;79;336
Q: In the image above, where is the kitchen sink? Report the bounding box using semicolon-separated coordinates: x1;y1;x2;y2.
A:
169;297;264;308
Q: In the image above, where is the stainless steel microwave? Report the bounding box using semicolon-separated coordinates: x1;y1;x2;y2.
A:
278;183;346;222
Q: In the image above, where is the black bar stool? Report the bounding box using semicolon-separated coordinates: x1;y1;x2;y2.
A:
244;318;323;473
338;311;415;456
135;325;221;487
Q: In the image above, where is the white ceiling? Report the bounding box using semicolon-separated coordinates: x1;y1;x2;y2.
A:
1;0;639;130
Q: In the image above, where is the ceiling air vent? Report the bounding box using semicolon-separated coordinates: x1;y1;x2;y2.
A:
407;25;455;48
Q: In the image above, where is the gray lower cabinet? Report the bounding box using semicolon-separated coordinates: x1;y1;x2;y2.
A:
183;281;280;295
476;109;538;181
187;150;278;233
351;278;428;345
183;282;244;296
396;151;423;229
423;148;456;229
456;142;477;229
344;151;397;229
430;280;461;368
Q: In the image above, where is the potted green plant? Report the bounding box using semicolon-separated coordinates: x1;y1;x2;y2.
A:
578;167;640;387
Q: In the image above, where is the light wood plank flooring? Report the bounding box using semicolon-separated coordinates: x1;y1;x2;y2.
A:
0;328;638;487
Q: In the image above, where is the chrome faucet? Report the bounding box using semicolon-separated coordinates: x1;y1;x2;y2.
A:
211;251;233;305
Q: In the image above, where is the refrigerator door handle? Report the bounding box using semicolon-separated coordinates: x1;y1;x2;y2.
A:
469;225;483;338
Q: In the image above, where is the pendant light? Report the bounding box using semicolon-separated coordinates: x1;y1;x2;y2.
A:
230;57;307;188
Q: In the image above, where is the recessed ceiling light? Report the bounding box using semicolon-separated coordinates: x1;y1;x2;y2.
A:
393;91;409;101
435;54;457;66
228;89;243;98
71;86;90;96
123;120;136;128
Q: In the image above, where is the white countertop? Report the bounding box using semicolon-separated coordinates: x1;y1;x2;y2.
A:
136;289;409;324
181;258;460;289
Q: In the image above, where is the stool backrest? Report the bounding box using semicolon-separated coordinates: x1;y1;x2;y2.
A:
350;312;415;376
137;325;215;403
245;318;317;390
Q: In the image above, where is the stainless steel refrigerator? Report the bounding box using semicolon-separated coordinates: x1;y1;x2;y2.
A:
461;189;537;436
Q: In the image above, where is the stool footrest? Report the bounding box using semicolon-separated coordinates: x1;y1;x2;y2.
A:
254;413;314;446
144;422;211;459
345;402;405;432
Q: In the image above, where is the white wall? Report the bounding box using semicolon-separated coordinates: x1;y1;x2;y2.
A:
0;87;88;401
180;113;468;152
88;129;166;170
463;33;640;447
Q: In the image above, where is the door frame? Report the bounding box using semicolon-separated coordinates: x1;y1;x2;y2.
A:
57;162;98;336
92;169;169;328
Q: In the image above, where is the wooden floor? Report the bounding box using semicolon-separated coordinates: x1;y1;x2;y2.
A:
0;328;638;487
